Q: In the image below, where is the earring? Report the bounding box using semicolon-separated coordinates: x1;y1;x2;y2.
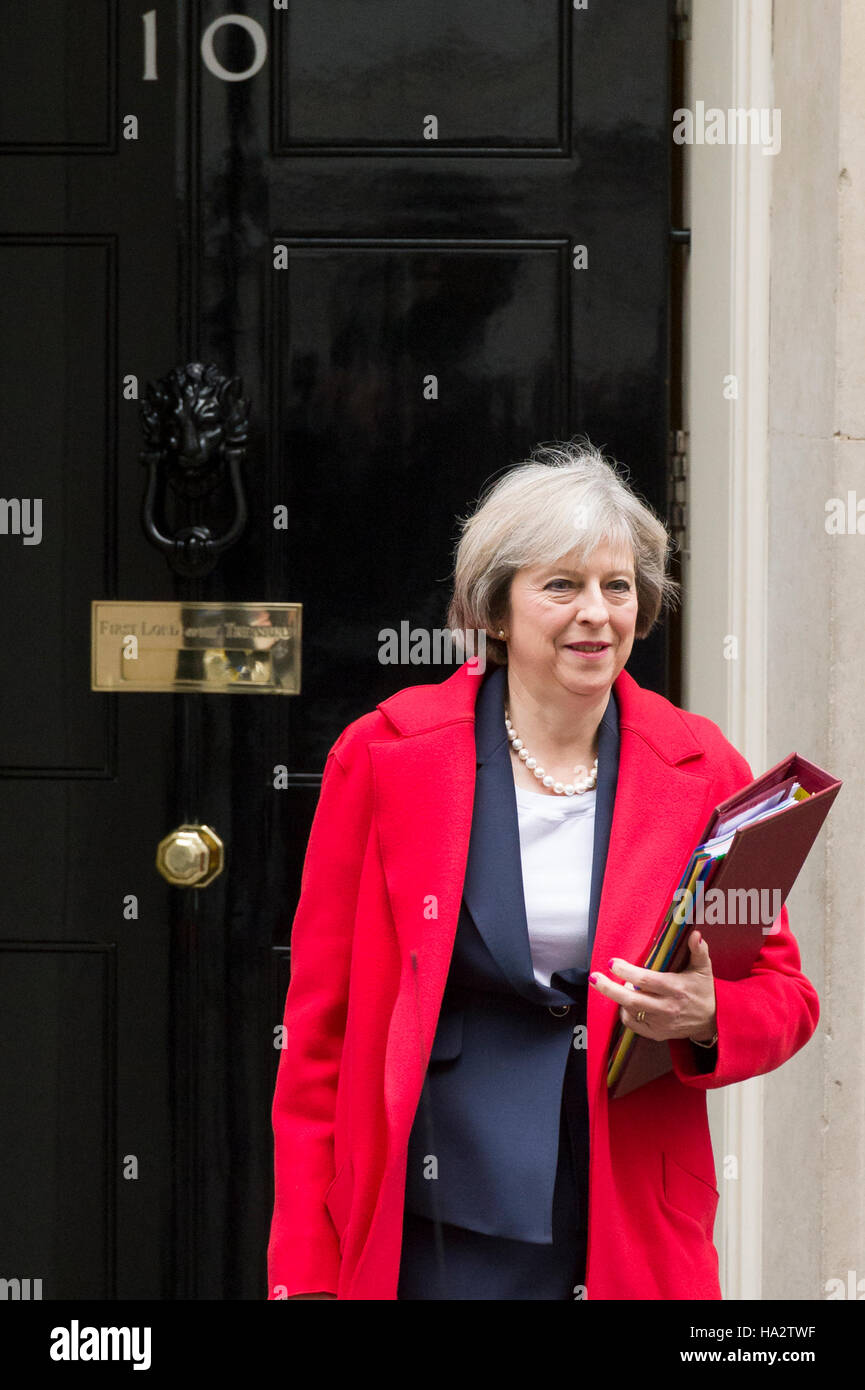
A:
498;630;506;639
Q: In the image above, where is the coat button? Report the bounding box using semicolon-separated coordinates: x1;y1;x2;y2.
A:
548;1004;571;1016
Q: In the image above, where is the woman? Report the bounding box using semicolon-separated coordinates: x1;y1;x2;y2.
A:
267;439;819;1300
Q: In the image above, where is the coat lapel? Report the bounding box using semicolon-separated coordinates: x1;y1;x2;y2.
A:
461;664;620;999
371;665;479;1136
461;664;543;1000
585;672;718;1093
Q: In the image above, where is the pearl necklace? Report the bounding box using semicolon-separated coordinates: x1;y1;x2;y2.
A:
504;707;598;796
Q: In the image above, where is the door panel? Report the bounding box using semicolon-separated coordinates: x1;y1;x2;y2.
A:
0;0;180;1300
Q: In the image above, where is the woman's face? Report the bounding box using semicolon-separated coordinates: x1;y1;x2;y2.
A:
502;540;639;698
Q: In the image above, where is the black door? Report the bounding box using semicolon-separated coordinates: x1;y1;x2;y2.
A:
0;0;675;1298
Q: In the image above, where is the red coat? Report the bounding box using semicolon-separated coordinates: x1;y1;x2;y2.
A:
267;660;819;1299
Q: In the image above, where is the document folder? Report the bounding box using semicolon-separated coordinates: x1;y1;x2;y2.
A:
607;752;841;1099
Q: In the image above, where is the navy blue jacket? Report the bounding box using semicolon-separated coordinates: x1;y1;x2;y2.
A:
403;662;620;1243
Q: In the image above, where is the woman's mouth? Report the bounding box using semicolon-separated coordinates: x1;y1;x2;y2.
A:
564;642;610;659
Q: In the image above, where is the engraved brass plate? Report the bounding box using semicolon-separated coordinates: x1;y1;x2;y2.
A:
91;601;301;693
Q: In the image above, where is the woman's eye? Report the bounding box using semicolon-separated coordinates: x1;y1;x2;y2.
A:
545;578;631;592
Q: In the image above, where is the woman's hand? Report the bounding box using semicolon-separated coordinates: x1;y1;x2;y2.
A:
588;929;717;1043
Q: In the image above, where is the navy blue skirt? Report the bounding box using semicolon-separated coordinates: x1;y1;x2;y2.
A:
397;1043;589;1301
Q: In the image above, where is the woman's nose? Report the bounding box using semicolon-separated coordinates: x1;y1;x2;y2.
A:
574;589;608;621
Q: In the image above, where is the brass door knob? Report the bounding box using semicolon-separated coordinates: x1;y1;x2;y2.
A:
156;824;224;887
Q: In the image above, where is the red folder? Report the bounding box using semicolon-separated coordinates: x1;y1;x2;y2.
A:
607;753;841;1099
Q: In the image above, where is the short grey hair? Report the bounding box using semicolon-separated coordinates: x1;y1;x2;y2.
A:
445;437;679;666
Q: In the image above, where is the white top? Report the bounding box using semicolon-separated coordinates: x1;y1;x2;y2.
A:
514;783;596;988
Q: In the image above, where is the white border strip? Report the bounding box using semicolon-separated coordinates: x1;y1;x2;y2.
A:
687;0;773;1299
723;0;772;1302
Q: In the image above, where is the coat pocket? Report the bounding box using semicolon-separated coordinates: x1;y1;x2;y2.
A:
324;1159;354;1245
428;1003;464;1063
662;1152;719;1238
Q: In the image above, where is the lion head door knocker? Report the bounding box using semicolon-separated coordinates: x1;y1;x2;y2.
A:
139;361;250;578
